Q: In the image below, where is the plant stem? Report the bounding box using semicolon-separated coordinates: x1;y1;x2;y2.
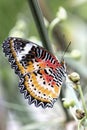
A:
78;84;87;117
27;0;71;121
27;0;52;52
78;116;86;130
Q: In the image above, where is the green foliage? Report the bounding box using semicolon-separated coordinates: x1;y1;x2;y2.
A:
0;0;26;43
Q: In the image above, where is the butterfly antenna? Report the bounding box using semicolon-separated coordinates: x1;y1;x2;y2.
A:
60;41;71;63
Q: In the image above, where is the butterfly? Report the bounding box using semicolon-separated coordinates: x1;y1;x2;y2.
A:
2;37;66;108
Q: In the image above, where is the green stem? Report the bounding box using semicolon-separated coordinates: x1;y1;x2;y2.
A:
69;106;78;122
27;0;52;52
27;0;71;121
78;84;87;117
78;116;86;130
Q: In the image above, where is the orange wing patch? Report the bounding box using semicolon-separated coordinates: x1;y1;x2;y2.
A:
3;37;66;108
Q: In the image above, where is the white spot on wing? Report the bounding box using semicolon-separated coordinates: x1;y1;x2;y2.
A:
16;43;37;61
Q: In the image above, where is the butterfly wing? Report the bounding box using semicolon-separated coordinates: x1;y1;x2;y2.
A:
3;37;66;108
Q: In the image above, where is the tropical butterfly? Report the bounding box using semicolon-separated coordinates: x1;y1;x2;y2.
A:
2;37;66;108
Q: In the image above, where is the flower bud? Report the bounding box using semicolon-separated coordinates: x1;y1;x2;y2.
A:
75;109;85;120
63;99;75;109
70;50;81;60
68;72;80;83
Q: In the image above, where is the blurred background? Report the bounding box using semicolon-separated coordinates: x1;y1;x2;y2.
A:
0;0;87;130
